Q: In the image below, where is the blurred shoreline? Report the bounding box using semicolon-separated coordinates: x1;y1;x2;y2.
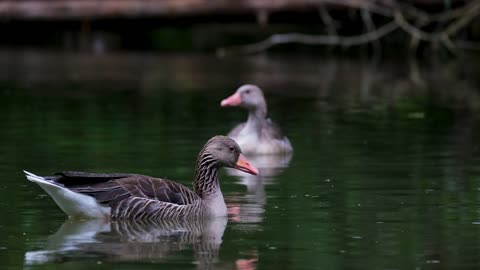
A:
0;1;479;54
1;48;479;111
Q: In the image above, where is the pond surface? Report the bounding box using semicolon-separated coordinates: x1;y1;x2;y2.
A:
1;50;480;270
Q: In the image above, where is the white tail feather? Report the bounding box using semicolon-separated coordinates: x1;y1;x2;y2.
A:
23;170;110;219
24;170;60;188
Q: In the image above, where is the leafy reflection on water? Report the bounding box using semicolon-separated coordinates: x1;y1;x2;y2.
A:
1;50;480;270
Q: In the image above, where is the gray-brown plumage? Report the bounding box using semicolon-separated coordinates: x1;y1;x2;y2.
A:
24;136;258;220
221;84;293;154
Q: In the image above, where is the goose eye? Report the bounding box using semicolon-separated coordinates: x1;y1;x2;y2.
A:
229;146;235;152
245;89;250;94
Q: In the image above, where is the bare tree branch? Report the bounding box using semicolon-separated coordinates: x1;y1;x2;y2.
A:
361;8;381;52
394;11;436;42
443;1;480;37
220;0;480;55
219;21;399;55
318;4;337;35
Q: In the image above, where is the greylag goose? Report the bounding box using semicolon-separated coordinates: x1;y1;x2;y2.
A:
221;84;293;154
23;136;258;220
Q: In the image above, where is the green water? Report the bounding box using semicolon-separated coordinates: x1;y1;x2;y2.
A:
1;50;480;269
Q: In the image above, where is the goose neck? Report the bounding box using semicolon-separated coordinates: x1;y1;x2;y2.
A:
193;151;220;198
245;107;266;132
247;102;267;120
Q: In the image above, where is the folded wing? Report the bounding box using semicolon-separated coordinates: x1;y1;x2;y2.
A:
51;171;200;207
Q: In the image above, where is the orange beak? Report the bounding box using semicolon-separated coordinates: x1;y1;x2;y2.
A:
235;154;259;175
221;92;242;107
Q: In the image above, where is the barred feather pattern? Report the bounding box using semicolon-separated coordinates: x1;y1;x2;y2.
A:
65;175;205;220
27;136;236;220
193;150;220;198
111;197;210;220
69;149;223;220
108;141;229;220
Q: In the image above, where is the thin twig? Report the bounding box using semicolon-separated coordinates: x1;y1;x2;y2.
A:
394;10;456;52
428;0;480;22
409;35;420;54
373;0;478;23
361;8;381;52
322;0;392;17
394;11;436;42
394;2;480;53
318;4;337;35
220;21;398;54
440;34;457;54
443;1;480;37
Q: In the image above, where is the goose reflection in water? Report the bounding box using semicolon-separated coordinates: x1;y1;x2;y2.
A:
226;153;292;226
25;217;227;268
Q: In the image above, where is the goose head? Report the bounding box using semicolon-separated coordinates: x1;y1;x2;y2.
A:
202;136;258;175
221;85;267;116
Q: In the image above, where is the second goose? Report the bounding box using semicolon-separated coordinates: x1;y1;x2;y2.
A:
221;84;293;154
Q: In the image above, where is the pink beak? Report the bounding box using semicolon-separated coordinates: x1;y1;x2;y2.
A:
235;154;259;175
221;92;242;107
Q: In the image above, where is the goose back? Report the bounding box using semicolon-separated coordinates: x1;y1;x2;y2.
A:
47;172;204;219
229;118;292;154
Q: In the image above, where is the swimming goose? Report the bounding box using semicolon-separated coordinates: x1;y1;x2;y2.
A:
23;136;258;220
221;84;293;154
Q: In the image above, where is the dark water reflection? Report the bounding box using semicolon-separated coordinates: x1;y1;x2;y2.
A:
24;218;227;268
1;50;480;269
226;153;292;228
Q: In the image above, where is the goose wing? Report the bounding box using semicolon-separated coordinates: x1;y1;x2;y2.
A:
51;171;200;207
